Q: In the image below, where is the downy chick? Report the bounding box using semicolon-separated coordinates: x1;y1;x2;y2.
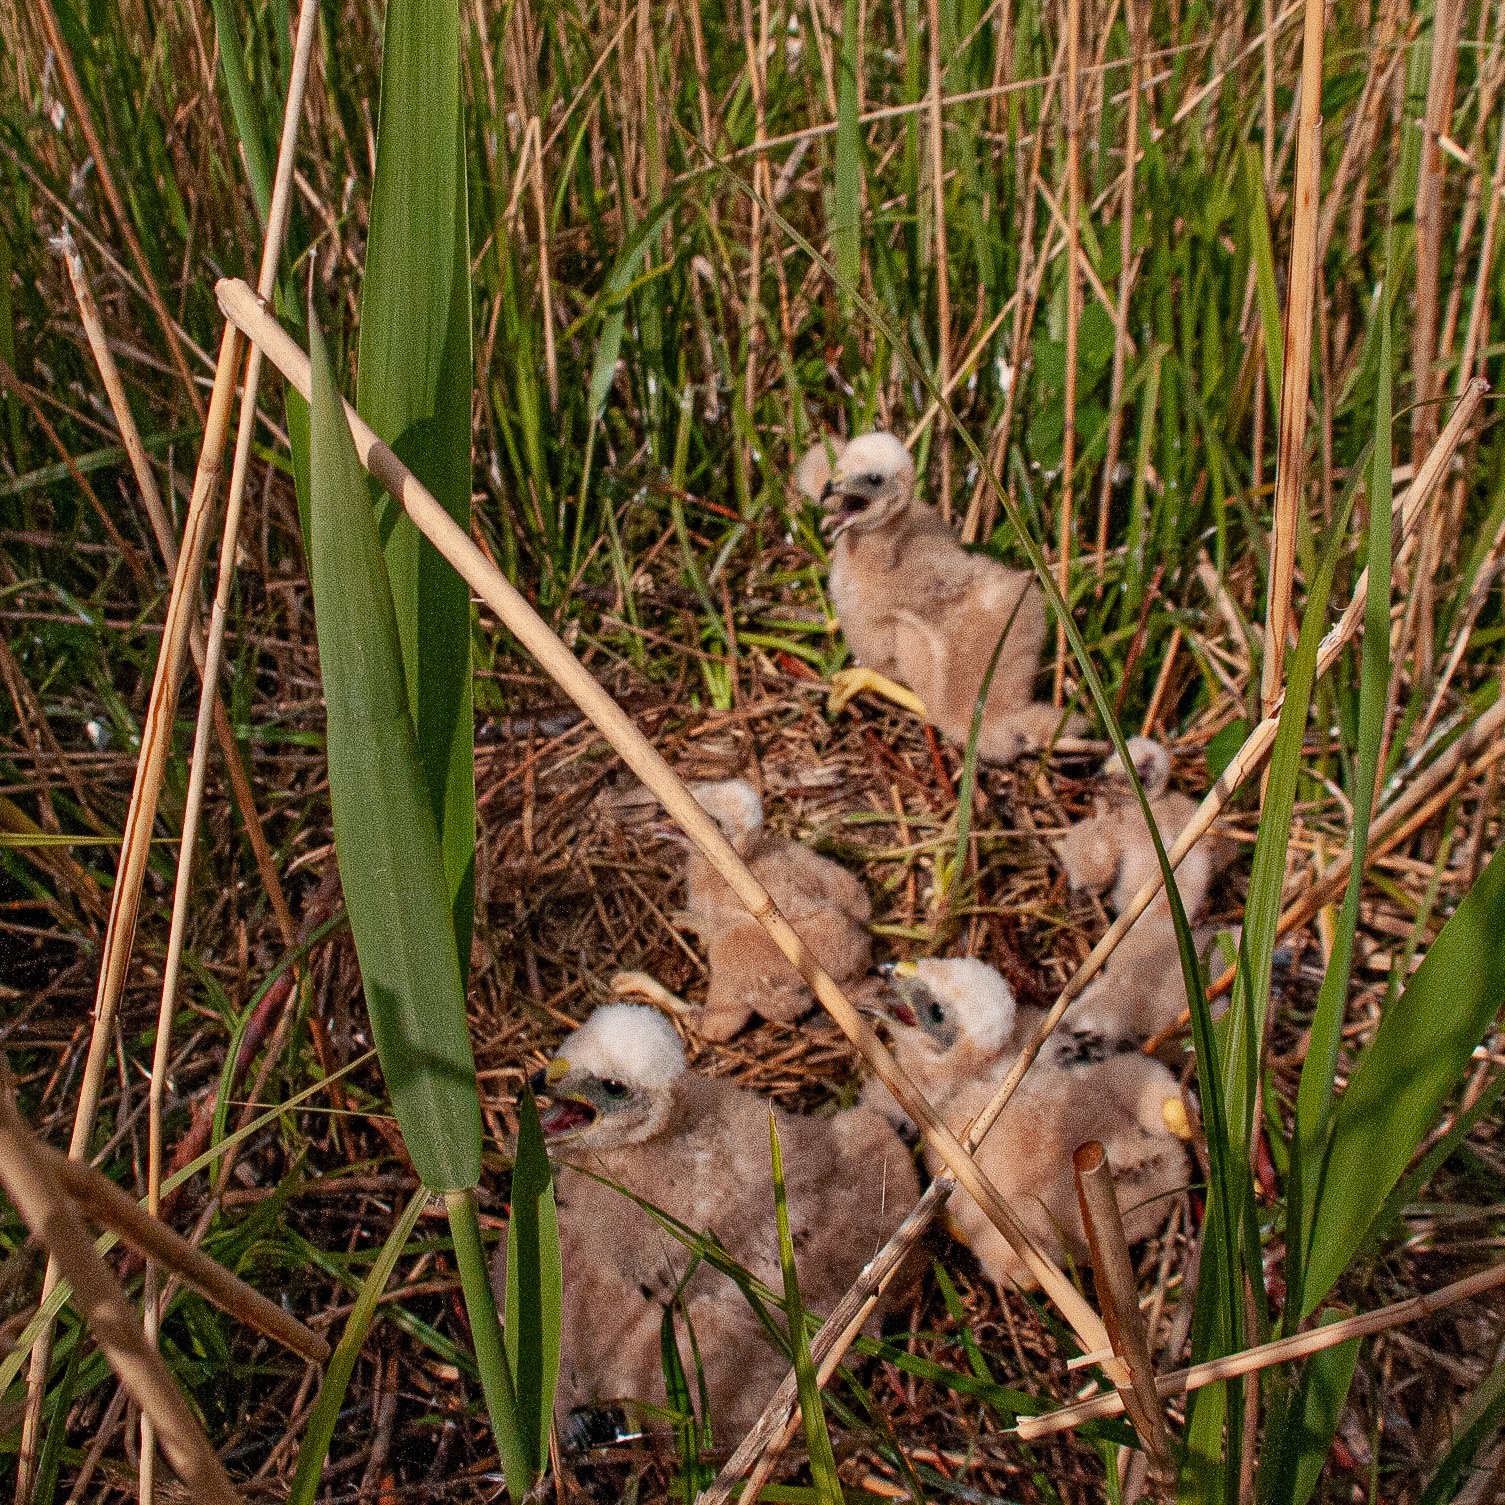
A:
869;959;1190;1296
510;1004;921;1442
1057;737;1236;1045
797;432;1086;764
677;778;873;1040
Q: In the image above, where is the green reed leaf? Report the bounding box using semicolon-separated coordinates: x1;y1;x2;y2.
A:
308;310;481;1194
356;0;475;968
503;1085;563;1476
1303;840;1505;1314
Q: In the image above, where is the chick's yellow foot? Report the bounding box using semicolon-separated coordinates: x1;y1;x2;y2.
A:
827;667;929;720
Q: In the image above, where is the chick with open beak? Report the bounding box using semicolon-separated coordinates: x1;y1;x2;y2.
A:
499;1004;921;1444
862;957;1192;1296
795;431;1088;763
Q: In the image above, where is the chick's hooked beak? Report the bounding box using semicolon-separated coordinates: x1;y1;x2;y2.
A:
818;469;868;537
530;1056;598;1140
869;960;920;1027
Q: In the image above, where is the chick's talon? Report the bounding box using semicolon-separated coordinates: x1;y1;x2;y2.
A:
827;667;929;720
1162;1096;1193;1140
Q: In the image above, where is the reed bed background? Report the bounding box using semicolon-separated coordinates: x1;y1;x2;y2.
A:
2;0;1505;1498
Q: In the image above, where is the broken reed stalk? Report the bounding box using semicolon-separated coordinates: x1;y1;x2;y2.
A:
14;321;245;1503
928;0;952;522
137;8;321;1492
700;377;1490;1499
21;1134;329;1363
1073;1141;1174;1488
57;229;296;945
216;277;1113;1358
1094;0;1143;589
1017;1258;1505;1441
0;1075;243;1505
1260;0;1324;725
1053;0;1081;706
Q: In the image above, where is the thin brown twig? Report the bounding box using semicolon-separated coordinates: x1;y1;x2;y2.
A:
0;1072;242;1505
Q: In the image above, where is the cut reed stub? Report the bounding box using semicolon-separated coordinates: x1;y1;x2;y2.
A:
1072;1140;1174;1486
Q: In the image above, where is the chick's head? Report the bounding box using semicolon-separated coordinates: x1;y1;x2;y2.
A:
820;431;916;539
878;958;1018;1066
534;1004;686;1148
688;778;765;843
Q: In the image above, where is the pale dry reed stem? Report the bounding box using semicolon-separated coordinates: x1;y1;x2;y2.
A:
16;322;245;1504
1260;0;1324;724
1054;0;1081;705
138;2;321;1489
1416;501;1505;744
217;278;1113;1357
0;1076;243;1505
57;229;297;944
530;119;560;411
700;381;1491;1484
963;29;1066;544
1074;1142;1174;1487
1016;1259;1505;1440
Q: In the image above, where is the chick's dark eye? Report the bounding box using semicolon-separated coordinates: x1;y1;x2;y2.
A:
928;1000;946;1025
866;472;883;487
600;1078;629;1099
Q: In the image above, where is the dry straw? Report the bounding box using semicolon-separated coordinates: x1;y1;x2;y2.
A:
1261;0;1325;722
1016;1259;1505;1441
0;1073;243;1505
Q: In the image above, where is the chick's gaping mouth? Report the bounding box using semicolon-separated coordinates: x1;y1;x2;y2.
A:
820;493;868;536
539;1097;598;1139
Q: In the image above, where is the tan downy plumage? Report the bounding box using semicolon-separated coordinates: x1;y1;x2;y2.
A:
1057;737;1236;1045
505;1004;921;1442
866;959;1190;1296
797;432;1085;764
677;779;873;1040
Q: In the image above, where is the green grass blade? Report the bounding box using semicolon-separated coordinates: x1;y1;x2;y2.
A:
1222;494;1353;1169
1416;1359;1505;1505
769;1109;842;1505
1242;144;1283;409
1302;839;1505;1313
32;1333;79;1505
207;0;272;224
1256;1316;1359;1505
447;1186;532;1498
503;1085;562;1476
1291;241;1394;1312
308;310;481;1193
588;198;682;421
355;0;475;968
832;0;862;313
285;1187;429;1505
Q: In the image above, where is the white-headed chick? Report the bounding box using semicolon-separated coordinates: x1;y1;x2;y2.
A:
676;778;873;1041
502;1004;921;1443
797;432;1086;764
867;959;1190;1296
